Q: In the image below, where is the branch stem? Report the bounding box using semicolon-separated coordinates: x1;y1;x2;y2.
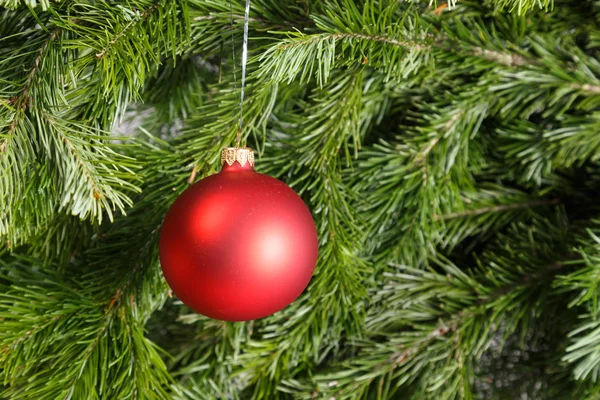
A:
1;29;61;154
435;198;561;221
95;4;160;59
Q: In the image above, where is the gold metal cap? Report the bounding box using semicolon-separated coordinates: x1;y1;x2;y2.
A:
221;147;255;167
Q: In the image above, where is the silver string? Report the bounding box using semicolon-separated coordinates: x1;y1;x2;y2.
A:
229;0;237;93
237;0;251;146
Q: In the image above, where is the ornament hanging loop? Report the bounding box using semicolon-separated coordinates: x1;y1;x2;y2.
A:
235;129;242;149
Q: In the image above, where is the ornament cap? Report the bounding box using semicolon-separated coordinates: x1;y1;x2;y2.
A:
221;147;255;168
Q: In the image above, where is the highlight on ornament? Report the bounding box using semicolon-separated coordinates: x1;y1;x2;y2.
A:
159;148;318;321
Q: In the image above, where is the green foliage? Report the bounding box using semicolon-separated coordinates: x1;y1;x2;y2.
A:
2;0;600;399
0;254;171;399
0;0;189;247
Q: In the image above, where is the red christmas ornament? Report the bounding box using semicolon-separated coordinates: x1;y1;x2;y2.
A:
159;147;318;321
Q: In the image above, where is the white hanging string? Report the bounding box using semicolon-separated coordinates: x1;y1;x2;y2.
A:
228;0;237;94
231;0;251;148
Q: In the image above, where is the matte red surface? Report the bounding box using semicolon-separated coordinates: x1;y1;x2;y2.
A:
158;161;318;321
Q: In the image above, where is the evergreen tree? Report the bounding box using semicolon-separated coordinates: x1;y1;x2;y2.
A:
2;0;600;398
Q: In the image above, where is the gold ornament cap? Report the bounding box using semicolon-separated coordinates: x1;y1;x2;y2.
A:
221;147;255;167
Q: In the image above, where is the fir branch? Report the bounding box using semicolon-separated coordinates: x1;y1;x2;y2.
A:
260;2;433;85
54;120;105;201
193;13;295;31
487;0;554;14
434;185;563;251
296;217;573;398
1;28;60;153
0;265;170;399
554;224;600;381
3;1;600;398
435;197;561;221
331;32;428;50
19;29;61;108
95;3;160;60
0;0;55;9
497;113;600;184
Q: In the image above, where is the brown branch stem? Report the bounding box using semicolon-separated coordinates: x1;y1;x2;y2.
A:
574;83;600;95
470;46;530;67
332;32;428;50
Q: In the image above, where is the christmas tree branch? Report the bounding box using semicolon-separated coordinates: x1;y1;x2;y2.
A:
301;219;575;398
435;197;561;221
94;3;161;60
435;185;562;250
1;28;60;153
0;258;170;399
496;113;600;184
0;1;194;245
330;32;428;50
554;224;600;381
2;0;600;398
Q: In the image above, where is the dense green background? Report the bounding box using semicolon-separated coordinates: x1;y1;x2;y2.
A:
2;0;600;398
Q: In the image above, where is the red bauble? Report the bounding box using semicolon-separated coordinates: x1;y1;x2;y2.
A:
159;148;318;321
